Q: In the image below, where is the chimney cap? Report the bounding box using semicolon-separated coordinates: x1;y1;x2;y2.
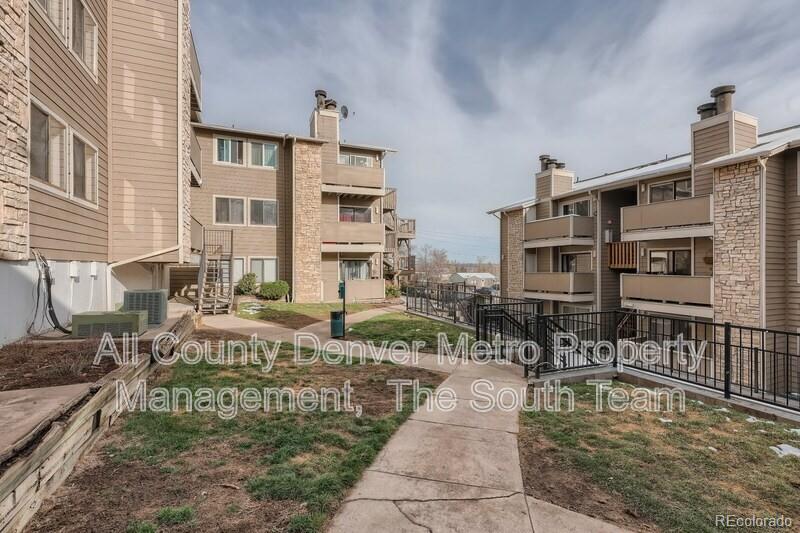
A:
697;102;716;113
315;89;328;98
710;85;735;98
539;154;550;161
324;99;338;110
556;162;566;169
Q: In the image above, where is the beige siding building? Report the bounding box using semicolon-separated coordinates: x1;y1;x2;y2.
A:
0;0;197;344
491;85;800;331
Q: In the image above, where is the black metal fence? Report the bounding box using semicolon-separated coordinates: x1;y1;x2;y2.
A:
525;309;800;412
405;286;537;329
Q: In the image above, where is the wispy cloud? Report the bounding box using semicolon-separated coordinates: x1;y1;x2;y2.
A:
192;0;800;261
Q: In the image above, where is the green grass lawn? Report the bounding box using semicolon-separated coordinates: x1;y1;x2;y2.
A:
27;328;445;533
237;301;387;330
347;312;473;353
520;381;800;532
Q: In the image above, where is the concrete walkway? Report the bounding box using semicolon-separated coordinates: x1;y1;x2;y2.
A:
328;358;627;532
203;306;627;532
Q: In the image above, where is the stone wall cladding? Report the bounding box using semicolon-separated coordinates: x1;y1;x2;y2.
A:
713;161;761;326
180;0;192;262
500;209;524;298
0;0;29;261
293;141;322;302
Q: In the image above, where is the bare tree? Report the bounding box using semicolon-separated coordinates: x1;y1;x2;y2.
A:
416;244;450;282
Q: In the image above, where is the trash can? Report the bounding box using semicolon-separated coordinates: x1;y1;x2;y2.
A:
330;310;345;338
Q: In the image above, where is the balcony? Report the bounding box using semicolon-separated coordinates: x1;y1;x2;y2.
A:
189;30;202;120
322;164;384;195
621;274;713;318
344;279;385;302
621;195;712;241
190;126;202;186
384;188;397;211
608;241;636;270
383;211;396;230
524;215;594;248
398;255;415;271
397;218;415;239
524;272;594;302
321;222;383;252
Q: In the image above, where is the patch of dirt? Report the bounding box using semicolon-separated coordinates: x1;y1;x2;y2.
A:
190;326;254;344
0;339;123;392
518;429;660;532
26;438;305;533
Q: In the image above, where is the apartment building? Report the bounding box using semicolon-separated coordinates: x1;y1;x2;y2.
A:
178;90;396;306
0;0;197;344
383;187;416;285
491;85;800;331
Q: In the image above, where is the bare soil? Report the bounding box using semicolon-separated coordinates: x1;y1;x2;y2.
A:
518;429;660;531
0;339;123;392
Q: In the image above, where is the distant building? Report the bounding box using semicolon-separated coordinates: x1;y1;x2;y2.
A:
448;272;497;288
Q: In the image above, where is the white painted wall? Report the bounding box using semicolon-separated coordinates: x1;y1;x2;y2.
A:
109;263;160;310
0;259;108;346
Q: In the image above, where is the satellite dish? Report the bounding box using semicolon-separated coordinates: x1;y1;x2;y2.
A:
341;105;349;119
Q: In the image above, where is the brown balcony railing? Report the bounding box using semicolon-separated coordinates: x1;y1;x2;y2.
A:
397;218;415;238
189;30;201;110
322;222;384;244
524;272;594;293
621;274;712;306
383;211;396;230
190;216;204;253
525;215;594;242
326;164;384;189
384;187;397;211
190;126;202;186
608;241;636;269
621;195;712;233
398;255;415;271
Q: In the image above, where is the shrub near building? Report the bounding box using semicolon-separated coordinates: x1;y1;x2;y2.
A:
260;281;290;301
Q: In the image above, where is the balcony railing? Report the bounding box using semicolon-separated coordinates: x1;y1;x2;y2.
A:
397;218;415;238
524;215;594;242
621;274;712;306
325;164;384;190
190;126;202;186
398;255;415;271
608;241;636;270
322;222;384;244
189;30;202;113
344;279;385;301
190;216;204;253
524;272;594;294
621;195;712;233
384;187;397;211
383;211;396;230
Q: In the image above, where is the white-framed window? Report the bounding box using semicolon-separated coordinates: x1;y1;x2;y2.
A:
251;141;278;168
32;0;67;38
30;101;68;193
525;206;536;223
250;198;278;226
338;153;373;167
339;205;372;223
70;130;98;206
250;257;278;284
216;137;245;166
232;257;245;283
214;196;245;225
70;0;98;78
561;199;590;216
341;260;370;280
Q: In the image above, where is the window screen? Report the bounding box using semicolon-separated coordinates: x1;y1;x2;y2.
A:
339;206;371;223
215;197;245;224
250;199;278;226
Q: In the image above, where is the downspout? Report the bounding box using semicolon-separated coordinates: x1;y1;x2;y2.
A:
105;246;180;310
290;135;297;302
757;156;767;328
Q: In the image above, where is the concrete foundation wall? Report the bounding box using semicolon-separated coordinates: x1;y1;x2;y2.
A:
0;260;109;346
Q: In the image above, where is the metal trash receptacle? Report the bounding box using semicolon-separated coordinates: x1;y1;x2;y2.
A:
330;310;345;338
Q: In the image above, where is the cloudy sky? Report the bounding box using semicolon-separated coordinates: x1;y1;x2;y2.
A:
192;0;800;262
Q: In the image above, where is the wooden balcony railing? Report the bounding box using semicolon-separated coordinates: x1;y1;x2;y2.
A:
322;222;384;244
327;164;384;189
525;215;594;242
524;272;594;294
621;274;712;306
397;218;415;238
608;242;636;270
621;195;712;233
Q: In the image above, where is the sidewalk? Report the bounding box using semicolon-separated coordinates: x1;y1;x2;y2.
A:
329;359;628;533
203;307;628;532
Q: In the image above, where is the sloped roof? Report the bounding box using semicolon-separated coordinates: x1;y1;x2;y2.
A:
453;272;496;279
699;124;800;168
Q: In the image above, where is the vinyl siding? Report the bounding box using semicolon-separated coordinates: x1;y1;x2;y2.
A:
551;171;573;196
190;129;292;280
734;120;757;152
694;237;713;277
598;188;636;310
28;0;109;261
535;173;551;219
765;154;786;330
110;0;179;261
693;120;730;197
314;111;338;176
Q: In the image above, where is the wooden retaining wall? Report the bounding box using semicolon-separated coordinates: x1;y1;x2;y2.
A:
0;312;197;532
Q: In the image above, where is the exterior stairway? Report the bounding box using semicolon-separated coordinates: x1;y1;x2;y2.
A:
197;229;234;314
